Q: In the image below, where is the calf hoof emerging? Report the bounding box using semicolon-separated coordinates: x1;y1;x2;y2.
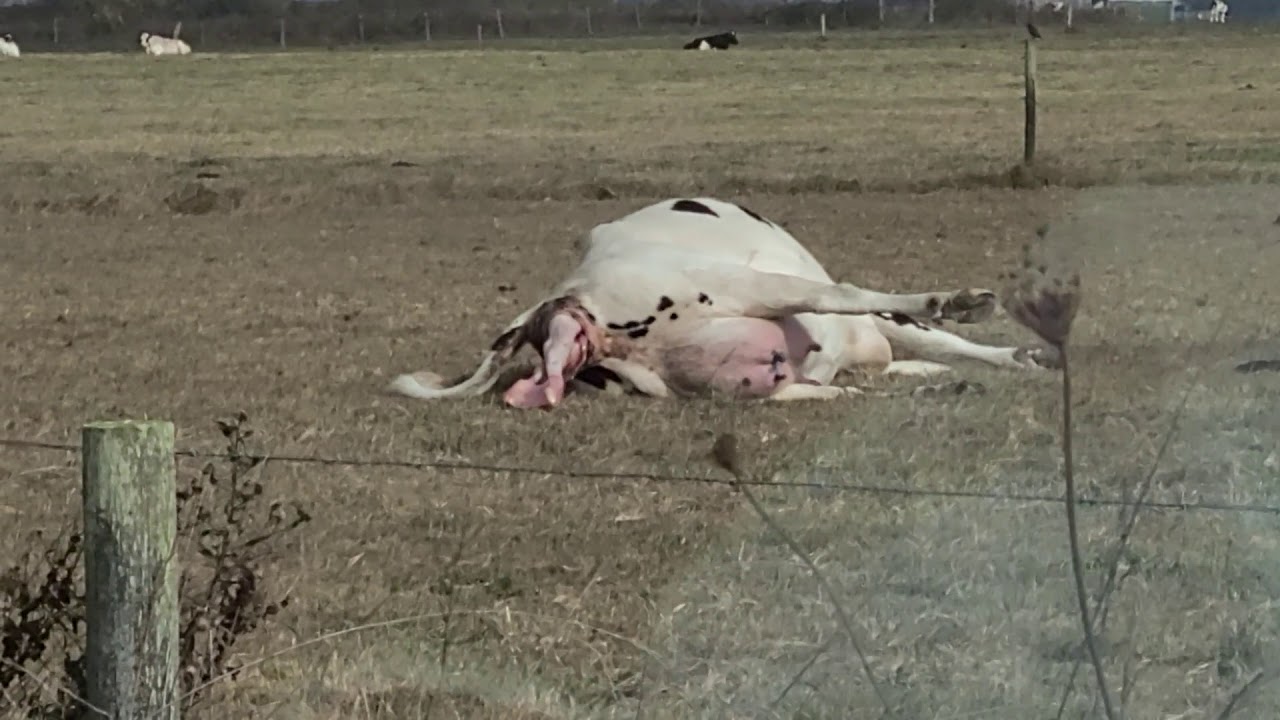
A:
935;288;997;324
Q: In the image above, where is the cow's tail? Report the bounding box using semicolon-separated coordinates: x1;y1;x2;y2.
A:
387;302;541;401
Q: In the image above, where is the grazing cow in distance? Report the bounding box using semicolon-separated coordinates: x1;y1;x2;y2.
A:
139;31;192;56
1210;0;1229;22
0;33;19;59
684;31;738;51
389;198;1056;409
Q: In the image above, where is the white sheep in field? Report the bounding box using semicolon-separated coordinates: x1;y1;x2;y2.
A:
0;33;19;59
139;31;191;56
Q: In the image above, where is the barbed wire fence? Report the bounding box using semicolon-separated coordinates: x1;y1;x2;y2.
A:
3;436;1277;516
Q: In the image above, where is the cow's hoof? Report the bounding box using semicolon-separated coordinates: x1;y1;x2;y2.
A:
937;288;997;324
1015;345;1062;370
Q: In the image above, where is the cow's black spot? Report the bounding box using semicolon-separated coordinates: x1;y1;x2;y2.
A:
607;320;642;331
698;293;712;305
770;350;786;365
627;327;650;339
585;311;596;323
669;313;679;321
656;296;674;311
740;378;751;387
575;365;624;390
808;342;823;354
876;311;931;331
736;204;771;225
490;326;522;353
643;316;656;325
671;199;719;218
774;373;787;384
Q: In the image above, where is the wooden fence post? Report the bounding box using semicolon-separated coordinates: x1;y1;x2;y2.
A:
1024;38;1037;165
52;16;59;44
585;6;592;36
279;16;287;50
82;420;179;720
929;0;936;24
634;1;641;29
477;23;483;46
820;13;827;37
358;12;365;43
496;8;505;39
423;10;431;41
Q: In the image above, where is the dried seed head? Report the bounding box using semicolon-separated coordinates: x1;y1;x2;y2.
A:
1001;226;1082;347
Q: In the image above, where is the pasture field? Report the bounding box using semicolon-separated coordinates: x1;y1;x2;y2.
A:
2;26;1279;719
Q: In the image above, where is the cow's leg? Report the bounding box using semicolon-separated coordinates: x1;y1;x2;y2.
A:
768;384;858;402
870;315;1059;370
597;358;671;398
684;267;995;324
882;360;954;378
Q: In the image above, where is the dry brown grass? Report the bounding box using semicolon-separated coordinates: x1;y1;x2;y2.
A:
1;26;1278;720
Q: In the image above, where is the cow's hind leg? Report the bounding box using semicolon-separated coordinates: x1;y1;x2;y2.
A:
597;358;672;398
769;384;859;402
685;267;996;324
871;315;1059;371
883;360;954;378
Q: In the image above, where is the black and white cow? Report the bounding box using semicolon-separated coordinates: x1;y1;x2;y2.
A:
683;31;738;51
0;33;19;59
390;198;1055;409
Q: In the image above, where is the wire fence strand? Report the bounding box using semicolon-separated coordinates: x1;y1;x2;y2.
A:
2;436;1277;516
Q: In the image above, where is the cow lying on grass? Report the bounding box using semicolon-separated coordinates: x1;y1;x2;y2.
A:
139;31;191;56
684;31;738;51
390;198;1056;409
0;33;19;59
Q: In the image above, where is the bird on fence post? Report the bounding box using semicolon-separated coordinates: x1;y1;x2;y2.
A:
1026;21;1042;39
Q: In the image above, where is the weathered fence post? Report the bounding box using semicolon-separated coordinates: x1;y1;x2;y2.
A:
585;6;593;35
634;2;641;29
423;10;431;41
1024;38;1038;165
279;16;287;50
52;16;59;44
82;420;179;720
496;8;505;39
820;13;827;37
929;0;936;24
878;0;886;26
358;13;365;43
476;23;483;46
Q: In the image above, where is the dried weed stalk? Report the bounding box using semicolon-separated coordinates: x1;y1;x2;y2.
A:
711;434;897;719
0;412;308;718
1002;228;1117;720
177;412;310;706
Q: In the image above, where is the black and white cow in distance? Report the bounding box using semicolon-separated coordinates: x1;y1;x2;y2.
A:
683;31;738;51
389;198;1056;409
0;33;19;59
